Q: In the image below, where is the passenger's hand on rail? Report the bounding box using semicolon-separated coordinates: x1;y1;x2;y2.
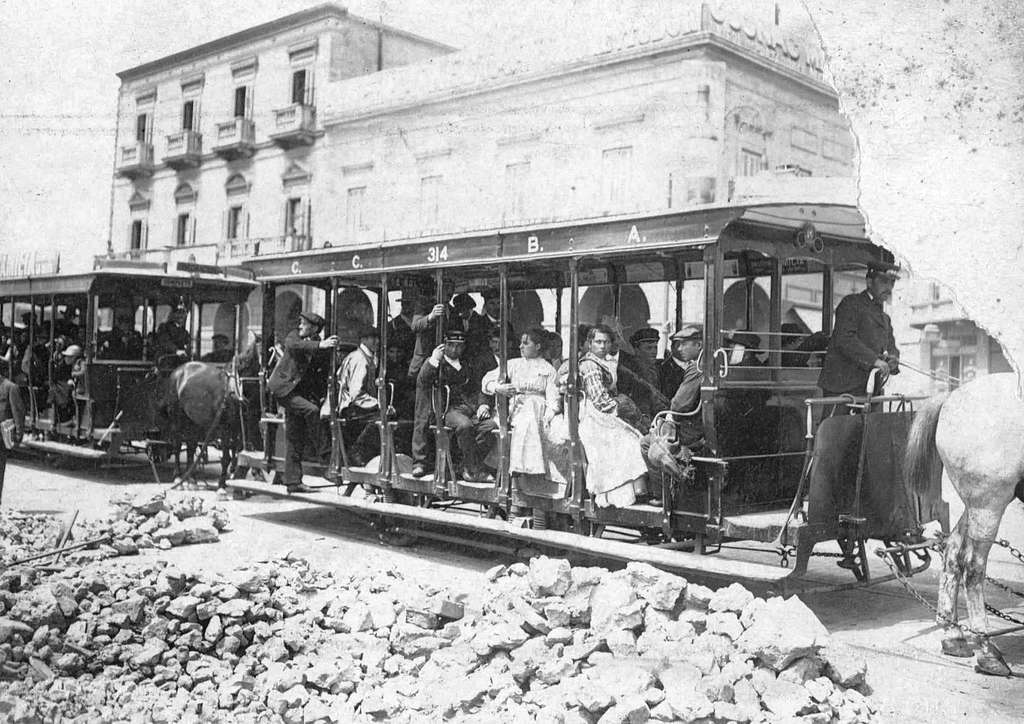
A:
428;304;446;321
475;404;491;421
319;336;339;349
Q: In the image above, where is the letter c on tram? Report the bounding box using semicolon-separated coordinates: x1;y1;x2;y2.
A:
352;254;362;269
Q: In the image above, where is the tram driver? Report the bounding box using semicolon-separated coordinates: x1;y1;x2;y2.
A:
154;307;191;358
818;260;900;410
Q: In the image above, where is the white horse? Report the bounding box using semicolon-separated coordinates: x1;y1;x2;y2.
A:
904;372;1024;676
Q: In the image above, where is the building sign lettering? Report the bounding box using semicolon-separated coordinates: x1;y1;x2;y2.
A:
702;3;824;81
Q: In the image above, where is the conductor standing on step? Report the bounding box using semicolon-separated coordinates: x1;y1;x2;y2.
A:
267;311;338;493
818;260;901;411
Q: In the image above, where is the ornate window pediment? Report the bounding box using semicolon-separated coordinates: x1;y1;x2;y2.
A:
174;183;197;205
128;190;151;211
282;162;311;189
225;173;250;197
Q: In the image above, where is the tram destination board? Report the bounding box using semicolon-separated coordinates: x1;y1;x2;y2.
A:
247;246;385;279
500;206;741;260
382;235;501;270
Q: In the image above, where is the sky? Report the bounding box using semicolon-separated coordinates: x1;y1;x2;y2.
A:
0;0;807;273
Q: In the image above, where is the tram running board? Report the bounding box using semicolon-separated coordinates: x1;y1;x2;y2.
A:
20;439;109;460
228;479;794;594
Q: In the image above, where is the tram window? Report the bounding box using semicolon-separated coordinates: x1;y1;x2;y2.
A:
96;299;144;360
780;258;826;369
335;287;377;350
197;302;237;363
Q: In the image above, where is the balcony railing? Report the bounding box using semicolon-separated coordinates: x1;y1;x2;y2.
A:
103;243;222;268
212;118;256;160
164;130;203;169
220;234;312;260
269;104;317;148
117;142;155;178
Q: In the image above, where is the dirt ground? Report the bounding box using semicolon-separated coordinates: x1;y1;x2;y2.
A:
1;455;1022;723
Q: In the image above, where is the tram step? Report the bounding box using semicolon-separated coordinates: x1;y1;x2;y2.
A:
720;509;805;543
21;439;108;460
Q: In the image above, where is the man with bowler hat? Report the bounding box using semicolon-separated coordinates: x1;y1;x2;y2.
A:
268;311;338;492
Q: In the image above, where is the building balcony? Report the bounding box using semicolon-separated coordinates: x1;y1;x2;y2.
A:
269;104;317;148
163;130;203;170
212;118;256;160
102;243;222;268
116;143;155;179
909;297;964;329
220;234;312;260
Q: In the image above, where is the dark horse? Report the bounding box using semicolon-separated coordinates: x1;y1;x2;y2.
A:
157;361;242;492
904;372;1024;676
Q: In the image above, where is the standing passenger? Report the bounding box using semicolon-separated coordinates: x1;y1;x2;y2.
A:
267;311;338;493
0;361;26;502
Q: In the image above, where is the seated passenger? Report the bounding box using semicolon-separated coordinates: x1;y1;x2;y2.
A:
322;325;380;467
725;331;763;366
412;329;494;482
577;324;648;507
201;334;235;364
154;307;191;358
622;327;669;420
482;328;558;480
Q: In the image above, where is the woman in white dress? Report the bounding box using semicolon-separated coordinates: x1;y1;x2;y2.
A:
482;328;558;480
576;324;648;507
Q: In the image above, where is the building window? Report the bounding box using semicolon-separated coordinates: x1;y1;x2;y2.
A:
182;100;196;131
601;146;633;209
419;175;442;230
234;86;250;119
697;85;711;122
135;113;149;143
346;187;366;237
284;198;303;237
130;220;145;250
504;162;530;223
291;69;313;106
175;212;192;247
740;149;765;177
226;205;244;241
930;282;942;301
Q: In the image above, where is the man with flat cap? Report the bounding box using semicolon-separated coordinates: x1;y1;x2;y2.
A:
619;326;666;421
818;260;901;409
659;326;704;440
268;311;338;492
412;328;494;481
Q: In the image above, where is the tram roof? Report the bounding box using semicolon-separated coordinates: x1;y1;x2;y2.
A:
0;265;256;299
244;199;872;283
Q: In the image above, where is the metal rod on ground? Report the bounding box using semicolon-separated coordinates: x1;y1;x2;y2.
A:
52;510;79;564
97;411;123;447
1;535;112;569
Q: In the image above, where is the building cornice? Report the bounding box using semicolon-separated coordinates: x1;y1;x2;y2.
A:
322;32;836;129
116;3;454;83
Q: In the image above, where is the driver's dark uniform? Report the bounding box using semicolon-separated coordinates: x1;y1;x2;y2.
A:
267;329;327;486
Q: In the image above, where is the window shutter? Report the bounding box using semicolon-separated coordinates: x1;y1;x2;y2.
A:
127;222;135;251
221;209;228;242
303;199;312;243
142;220;148;249
245;87;254;120
281;200;290;237
190;215;197;246
307;71;315;107
243;208;250;240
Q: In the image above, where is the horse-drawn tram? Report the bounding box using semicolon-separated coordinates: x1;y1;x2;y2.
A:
226;198;947;593
0;259;256;467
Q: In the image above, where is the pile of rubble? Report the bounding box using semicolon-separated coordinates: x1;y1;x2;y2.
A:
0;549;875;723
0;513;65;567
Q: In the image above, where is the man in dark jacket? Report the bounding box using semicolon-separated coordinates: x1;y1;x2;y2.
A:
1;361;26;502
818;261;900;406
412;329;493;482
267;311;338;492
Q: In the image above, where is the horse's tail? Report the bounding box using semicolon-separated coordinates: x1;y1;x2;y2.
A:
904;391;949;493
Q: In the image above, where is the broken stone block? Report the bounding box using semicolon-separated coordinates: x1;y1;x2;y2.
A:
165;595;201;621
705;611;744;641
590;575;644;634
131;639;168;668
545;627;573;646
708;582;755;614
736;596;830;671
597;694;650;724
822;642;867;689
683;583;714;611
779;655;825;683
760;677;812;718
606;629;638;658
528;556;573;597
625;562;687;611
